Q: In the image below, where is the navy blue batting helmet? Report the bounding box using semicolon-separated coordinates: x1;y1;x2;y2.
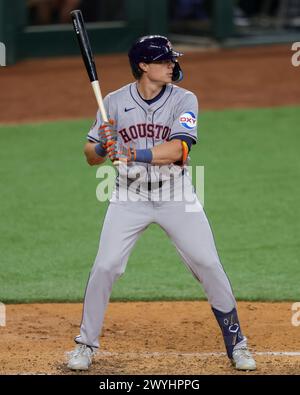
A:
128;35;183;82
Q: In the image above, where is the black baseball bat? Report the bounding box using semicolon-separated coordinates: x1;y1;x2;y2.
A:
70;9;108;123
71;9;98;82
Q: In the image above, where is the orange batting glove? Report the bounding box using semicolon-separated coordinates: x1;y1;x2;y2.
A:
98;119;116;146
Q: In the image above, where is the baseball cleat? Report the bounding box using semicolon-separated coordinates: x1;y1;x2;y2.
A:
231;342;256;371
67;344;94;371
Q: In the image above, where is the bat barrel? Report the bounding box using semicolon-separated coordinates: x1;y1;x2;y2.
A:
70;9;98;82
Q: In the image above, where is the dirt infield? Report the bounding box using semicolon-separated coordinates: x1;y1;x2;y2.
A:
1;302;300;375
0;44;299;123
1;45;300;375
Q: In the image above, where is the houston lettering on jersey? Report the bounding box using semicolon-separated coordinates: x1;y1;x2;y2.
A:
119;123;171;144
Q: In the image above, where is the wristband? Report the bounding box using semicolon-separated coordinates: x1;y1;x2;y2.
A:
94;143;107;158
135;149;153;163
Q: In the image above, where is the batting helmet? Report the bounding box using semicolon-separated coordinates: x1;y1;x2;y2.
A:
128;35;183;82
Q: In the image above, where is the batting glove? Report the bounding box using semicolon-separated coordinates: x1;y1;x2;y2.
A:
98;119;116;144
114;144;152;164
98;119;119;161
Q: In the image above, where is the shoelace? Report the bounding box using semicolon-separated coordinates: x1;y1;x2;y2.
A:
234;347;252;359
71;345;92;358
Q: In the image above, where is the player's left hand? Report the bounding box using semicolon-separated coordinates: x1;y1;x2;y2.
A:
98;119;117;143
105;139;119;162
98;119;118;161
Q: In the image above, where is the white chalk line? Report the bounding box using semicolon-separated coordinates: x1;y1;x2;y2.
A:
10;352;300;375
98;351;300;357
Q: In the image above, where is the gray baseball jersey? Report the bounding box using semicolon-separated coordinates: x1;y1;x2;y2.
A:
88;82;198;149
87;83;198;199
75;82;237;350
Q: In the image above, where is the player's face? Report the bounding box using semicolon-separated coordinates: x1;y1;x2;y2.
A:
141;60;175;84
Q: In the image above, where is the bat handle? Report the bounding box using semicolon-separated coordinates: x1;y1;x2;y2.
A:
91;81;108;123
91;81;120;165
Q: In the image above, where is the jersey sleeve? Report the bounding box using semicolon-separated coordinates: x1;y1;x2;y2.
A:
86;95;111;143
168;92;198;145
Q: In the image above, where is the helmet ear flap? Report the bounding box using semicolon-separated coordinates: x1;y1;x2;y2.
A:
172;61;183;82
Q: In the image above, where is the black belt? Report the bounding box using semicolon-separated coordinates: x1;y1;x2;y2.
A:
147;180;163;191
117;168;185;191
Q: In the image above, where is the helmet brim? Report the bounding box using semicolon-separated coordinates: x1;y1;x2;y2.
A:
152;50;183;61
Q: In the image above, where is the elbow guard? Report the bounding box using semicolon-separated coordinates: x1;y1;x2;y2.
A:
174;140;189;166
181;141;189;163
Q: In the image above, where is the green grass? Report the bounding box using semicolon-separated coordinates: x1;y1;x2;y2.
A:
0;106;299;302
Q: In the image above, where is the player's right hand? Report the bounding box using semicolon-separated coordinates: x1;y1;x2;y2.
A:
106;141;136;163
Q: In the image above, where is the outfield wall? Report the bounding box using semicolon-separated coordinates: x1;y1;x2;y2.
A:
0;0;235;65
0;0;299;65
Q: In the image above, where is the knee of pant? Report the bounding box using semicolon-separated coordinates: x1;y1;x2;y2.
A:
197;255;220;271
92;258;125;278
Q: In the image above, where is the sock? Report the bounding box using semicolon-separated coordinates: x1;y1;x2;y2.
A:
212;307;244;358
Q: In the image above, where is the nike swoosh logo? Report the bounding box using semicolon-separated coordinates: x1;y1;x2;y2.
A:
124;107;136;112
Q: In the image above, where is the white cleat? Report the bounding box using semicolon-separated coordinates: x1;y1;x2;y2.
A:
67;344;94;371
231;340;256;371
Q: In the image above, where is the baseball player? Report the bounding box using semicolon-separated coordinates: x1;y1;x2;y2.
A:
67;35;256;371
